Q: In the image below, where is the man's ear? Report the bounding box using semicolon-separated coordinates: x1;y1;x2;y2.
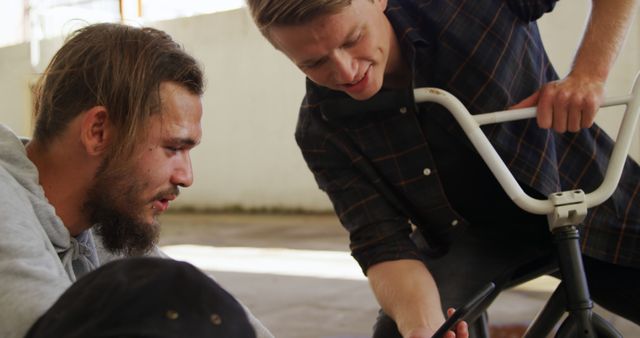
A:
79;106;111;156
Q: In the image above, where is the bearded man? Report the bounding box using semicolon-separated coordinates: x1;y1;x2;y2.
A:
0;23;272;338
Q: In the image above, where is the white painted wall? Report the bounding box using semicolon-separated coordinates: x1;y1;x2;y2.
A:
150;11;330;211
0;43;33;136
0;3;638;211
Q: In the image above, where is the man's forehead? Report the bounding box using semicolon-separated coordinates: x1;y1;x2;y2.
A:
150;84;203;142
271;14;360;56
140;120;201;154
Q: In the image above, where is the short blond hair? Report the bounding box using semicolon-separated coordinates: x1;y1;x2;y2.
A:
246;0;356;40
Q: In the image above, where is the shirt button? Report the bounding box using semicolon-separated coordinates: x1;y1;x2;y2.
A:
451;219;459;227
422;168;432;176
166;310;179;320
399;106;408;114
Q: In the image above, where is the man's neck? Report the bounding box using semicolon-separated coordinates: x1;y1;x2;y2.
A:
382;19;411;90
383;64;411;89
26;140;93;236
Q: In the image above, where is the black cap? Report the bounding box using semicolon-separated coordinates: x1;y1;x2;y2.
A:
26;257;257;338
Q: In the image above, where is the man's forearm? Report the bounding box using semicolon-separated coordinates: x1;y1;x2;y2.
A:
367;259;446;337
571;0;639;82
516;0;640;132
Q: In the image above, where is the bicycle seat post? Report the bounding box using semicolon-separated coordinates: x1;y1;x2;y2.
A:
546;190;597;338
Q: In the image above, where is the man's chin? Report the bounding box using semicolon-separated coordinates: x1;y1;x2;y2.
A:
94;218;160;257
101;238;157;257
346;90;377;101
342;81;382;101
104;238;158;257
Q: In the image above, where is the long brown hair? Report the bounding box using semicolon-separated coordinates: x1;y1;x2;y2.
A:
32;23;204;163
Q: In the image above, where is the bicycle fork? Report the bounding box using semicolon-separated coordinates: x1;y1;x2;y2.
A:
524;191;621;338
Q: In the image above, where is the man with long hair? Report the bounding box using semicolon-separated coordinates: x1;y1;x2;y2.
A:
0;23;272;338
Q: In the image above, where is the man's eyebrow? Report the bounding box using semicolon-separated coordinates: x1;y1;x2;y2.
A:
299;55;328;67
167;137;200;147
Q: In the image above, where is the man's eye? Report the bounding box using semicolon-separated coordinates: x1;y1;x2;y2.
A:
343;33;362;48
304;59;325;69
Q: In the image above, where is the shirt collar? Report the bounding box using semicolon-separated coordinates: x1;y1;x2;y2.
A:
317;86;416;122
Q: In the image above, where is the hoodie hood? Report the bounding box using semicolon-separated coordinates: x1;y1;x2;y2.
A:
0;124;97;280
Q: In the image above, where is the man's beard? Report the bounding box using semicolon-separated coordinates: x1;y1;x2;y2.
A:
84;159;167;256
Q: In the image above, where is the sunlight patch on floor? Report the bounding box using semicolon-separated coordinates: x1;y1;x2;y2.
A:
513;275;560;293
161;244;367;281
162;244;561;293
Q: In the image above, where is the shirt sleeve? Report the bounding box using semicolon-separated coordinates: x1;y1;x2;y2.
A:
506;0;558;22
296;114;425;274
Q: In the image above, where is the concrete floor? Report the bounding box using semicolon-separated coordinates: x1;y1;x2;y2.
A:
157;212;639;338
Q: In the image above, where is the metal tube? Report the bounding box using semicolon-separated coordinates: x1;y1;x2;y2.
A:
413;72;640;215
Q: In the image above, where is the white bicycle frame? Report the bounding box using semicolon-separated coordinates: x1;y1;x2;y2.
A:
413;73;640;230
415;72;640;338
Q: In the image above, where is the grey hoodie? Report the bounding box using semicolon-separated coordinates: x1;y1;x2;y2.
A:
0;124;273;338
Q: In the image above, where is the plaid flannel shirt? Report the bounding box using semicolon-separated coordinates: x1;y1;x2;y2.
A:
295;0;640;272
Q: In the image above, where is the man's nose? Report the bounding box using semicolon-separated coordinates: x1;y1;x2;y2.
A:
171;153;194;188
331;50;357;84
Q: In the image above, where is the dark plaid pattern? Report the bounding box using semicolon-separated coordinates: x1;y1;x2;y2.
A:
295;0;640;272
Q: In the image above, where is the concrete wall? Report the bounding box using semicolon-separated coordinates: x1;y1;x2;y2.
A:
150;11;329;211
0;2;638;211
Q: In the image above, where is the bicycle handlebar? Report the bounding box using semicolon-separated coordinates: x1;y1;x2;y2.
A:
413;72;640;215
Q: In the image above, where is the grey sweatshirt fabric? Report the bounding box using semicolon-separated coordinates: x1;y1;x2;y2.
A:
0;124;273;338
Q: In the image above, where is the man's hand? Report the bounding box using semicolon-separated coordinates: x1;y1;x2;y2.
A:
510;0;640;133
404;308;469;338
510;74;605;133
